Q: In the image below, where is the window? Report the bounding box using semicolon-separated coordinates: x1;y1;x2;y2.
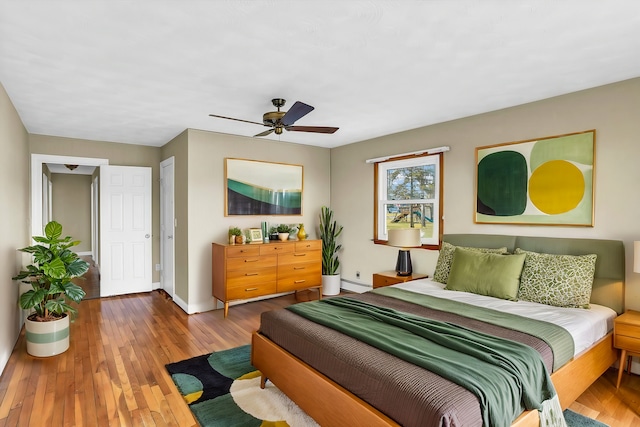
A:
374;153;443;247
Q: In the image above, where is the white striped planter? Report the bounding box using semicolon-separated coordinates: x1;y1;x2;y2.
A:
25;314;70;357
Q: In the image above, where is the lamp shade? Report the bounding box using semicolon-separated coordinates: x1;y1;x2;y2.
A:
388;228;422;248
634;241;640;273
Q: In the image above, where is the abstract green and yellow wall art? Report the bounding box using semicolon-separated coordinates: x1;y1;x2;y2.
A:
475;130;595;226
225;158;303;216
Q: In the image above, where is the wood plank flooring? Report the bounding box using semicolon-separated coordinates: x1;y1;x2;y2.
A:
0;289;639;426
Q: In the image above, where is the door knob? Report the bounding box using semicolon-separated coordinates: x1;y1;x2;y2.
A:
145;234;150;238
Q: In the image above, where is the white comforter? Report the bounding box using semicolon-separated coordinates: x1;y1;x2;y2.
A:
394;278;616;356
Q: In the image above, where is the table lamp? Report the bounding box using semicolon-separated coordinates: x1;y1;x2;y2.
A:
387;228;422;276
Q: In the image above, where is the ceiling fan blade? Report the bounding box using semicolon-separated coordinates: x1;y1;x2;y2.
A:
209;114;268;127
281;101;314;126
286;126;339;134
254;128;275;137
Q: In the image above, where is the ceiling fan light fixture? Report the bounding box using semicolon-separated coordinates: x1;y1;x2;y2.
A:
209;98;339;138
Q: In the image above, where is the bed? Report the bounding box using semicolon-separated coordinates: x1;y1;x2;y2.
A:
251;234;625;426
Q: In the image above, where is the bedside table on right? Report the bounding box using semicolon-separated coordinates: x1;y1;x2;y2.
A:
614;310;640;388
372;271;429;289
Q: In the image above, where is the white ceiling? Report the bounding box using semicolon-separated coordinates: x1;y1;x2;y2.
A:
1;1;640;149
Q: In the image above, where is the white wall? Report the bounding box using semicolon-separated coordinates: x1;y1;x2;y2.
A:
332;77;640;310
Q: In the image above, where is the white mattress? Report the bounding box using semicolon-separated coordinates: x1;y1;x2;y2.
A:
394;278;617;357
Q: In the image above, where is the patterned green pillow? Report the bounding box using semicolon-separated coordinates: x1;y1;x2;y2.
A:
433;241;509;284
515;248;597;309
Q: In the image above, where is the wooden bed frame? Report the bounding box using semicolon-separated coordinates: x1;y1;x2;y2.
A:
251;234;625;426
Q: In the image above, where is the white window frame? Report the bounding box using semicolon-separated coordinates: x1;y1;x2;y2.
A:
375;153;442;247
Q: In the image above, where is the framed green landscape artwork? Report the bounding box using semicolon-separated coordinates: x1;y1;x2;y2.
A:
475;130;595;226
225;158;303;216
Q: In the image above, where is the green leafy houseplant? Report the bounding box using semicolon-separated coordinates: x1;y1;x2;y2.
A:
276;224;294;234
228;227;242;237
12;221;89;322
319;206;343;275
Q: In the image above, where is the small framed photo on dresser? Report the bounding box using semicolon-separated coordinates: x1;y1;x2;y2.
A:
249;228;263;244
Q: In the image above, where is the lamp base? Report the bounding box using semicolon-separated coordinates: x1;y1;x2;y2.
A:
395;249;413;276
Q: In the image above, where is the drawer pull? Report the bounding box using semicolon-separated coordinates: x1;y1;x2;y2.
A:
294;253;307;257
294;267;305;270
294;280;306;284
245;287;258;291
245;273;259;276
244;259;259;263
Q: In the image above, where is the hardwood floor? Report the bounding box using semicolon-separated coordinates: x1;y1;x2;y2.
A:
0;289;639;426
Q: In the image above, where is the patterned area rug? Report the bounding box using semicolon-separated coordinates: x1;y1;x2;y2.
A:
166;345;608;427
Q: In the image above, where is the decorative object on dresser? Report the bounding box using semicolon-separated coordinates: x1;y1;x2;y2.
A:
212;240;322;317
319;206;343;296
387;227;422;276
297;223;307;240
614;310;640;388
372;270;429;288
228;226;243;244
249;228;263;244
276;224;294;241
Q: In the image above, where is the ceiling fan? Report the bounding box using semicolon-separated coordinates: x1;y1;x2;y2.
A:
209;98;339;138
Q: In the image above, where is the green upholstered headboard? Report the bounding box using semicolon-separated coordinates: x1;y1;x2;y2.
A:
443;234;625;314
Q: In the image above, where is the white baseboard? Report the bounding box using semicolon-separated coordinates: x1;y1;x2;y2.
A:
76;251;92;256
152;281;161;290
340;278;370;294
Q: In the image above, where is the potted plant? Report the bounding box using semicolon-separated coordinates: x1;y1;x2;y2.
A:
319;206;343;295
229;227;243;244
268;226;279;242
276;224;293;241
12;221;89;357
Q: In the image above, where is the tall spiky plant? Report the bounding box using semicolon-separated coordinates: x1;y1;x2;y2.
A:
13;221;89;321
319;206;343;275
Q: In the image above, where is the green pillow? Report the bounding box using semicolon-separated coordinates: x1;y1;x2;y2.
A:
433;241;509;284
515;248;596;309
445;248;525;301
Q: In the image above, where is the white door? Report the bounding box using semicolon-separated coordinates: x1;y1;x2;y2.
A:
160;157;175;297
100;165;152;296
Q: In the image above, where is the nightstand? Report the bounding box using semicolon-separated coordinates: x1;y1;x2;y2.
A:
614;310;640;388
372;270;429;288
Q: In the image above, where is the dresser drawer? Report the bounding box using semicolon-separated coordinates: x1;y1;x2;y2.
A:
227;267;277;288
260;243;294;255
295;240;321;252
227;281;277;300
277;268;321;292
227;255;276;271
614;334;640;353
278;250;321;265
227;245;260;258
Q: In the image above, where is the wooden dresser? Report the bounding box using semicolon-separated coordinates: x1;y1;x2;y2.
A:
212;239;322;317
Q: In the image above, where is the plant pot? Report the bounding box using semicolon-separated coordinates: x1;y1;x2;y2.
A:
25;313;69;357
278;233;289;241
322;274;341;296
235;235;243;244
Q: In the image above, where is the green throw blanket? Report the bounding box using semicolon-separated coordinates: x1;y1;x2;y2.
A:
373;286;575;371
288;296;564;427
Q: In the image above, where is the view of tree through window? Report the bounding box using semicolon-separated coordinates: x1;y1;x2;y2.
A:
375;154;442;246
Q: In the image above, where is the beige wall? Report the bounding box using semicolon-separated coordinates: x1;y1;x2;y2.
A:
161;129;331;313
332;77;640;310
51;173;92;252
0;82;30;374
30;134;162;282
160;130;189;305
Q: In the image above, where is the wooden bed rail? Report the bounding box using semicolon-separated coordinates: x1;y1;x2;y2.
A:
253;331;617;427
